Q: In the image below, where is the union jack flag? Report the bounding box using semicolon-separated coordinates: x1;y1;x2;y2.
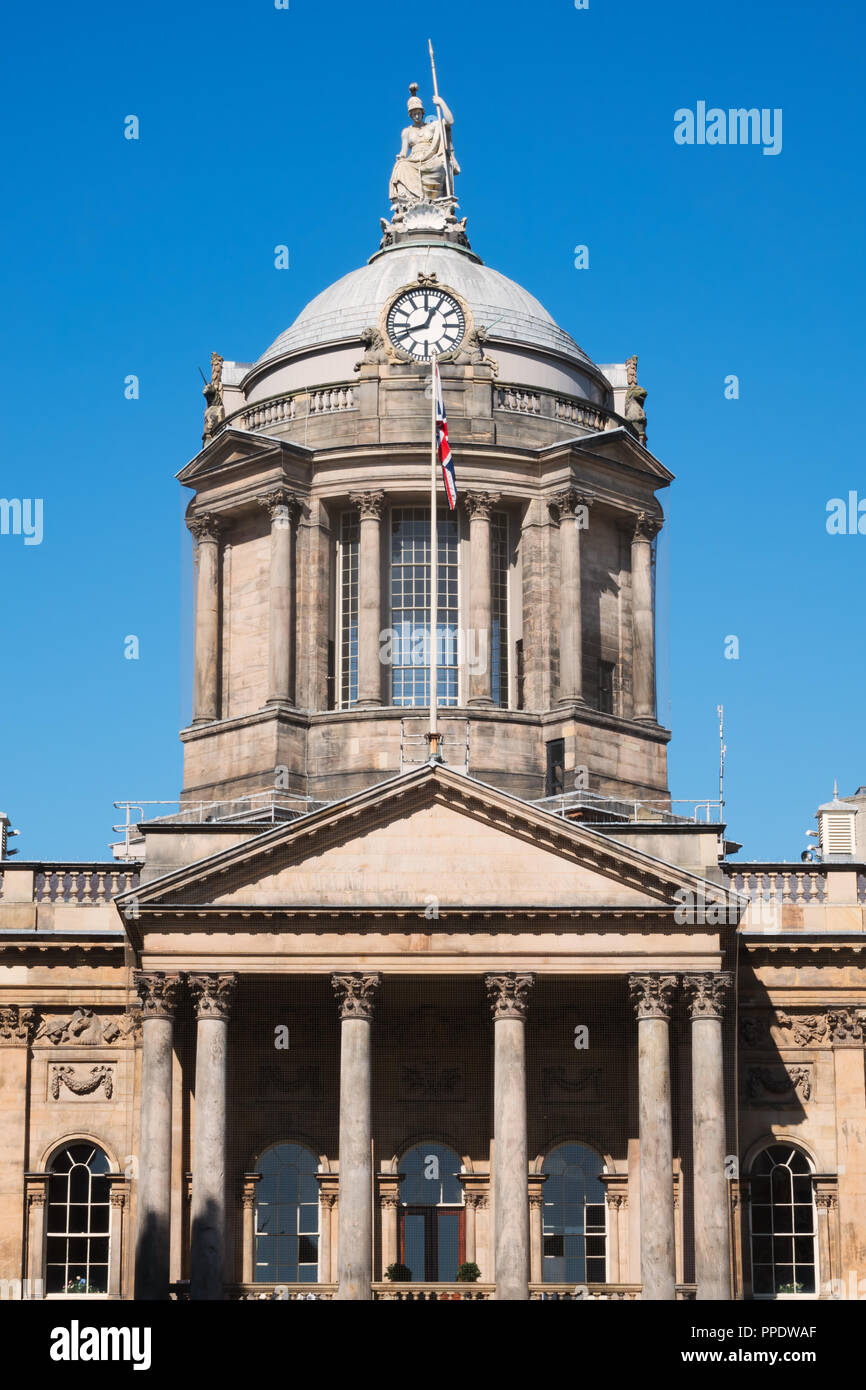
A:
434;359;457;509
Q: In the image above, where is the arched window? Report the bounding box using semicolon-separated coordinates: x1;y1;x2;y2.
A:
254;1144;319;1284
46;1142;111;1295
399;1142;464;1282
749;1144;817;1297
541;1143;607;1284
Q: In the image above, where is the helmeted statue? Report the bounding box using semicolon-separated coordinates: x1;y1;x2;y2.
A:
389;83;460;205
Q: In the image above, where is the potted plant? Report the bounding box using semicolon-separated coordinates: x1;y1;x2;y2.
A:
384;1262;412;1282
456;1262;481;1283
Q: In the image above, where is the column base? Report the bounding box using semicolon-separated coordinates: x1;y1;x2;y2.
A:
556;696;586;710
265;697;296;711
353;698;383;709
467;696;495;708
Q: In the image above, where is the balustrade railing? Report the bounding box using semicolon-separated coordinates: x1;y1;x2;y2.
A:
236;383;357;433
372;1282;494;1301
308;385;355;414
224;1283;337;1301
33;866;140;905
496;387;541;415
495;384;616;433
725;868;826;905
530;1283;640;1300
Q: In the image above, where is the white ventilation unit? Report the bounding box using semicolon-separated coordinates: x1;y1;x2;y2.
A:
819;810;856;858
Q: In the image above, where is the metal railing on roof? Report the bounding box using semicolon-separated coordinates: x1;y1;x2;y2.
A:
532;792;723;826
112;792;329;856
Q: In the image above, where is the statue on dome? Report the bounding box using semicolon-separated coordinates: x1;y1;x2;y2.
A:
624;355;648;446
389;82;460;205
202;352;225;444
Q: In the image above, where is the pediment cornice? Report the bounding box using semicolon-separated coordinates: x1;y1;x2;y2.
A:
116;766;736;922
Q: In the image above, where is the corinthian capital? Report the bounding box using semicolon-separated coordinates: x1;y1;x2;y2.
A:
134;971;184;1020
629;973;677;1021
0;1005;36;1044
464;490;500;522
187;511;222;544
349;490;386;521
683;972;732;1021
188;973;237;1021
551;488;592;523
485;972;535;1021
632;511;662;542
258;488;302;526
332;972;382;1021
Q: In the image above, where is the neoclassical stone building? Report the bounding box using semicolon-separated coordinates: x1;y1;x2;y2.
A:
1;91;864;1303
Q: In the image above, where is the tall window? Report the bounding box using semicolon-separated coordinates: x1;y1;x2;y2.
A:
338;512;359;708
542;1143;607;1284
545;739;565;797
254;1143;319;1284
46;1143;111;1295
749;1144;817;1297
399;1142;464;1282
491;511;509;708
598;660;615;714
390;507;458;707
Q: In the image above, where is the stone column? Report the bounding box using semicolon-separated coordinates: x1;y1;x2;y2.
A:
332;972;381;1299
258;489;302;706
528;1176;547;1286
683;972;733;1300
189;513;222;723
486;972;534;1300
630;512;660;722
107;1182;129;1298
380;1196;400;1275
464;491;500;706
241;1174;261;1284
828;1009;866;1280
629;973;677;1300
349;492;385;708
133;972;182;1300
552;489;591;706
0;1006;34;1287
188;973;237;1301
318;1190;337;1284
814;1187;838;1296
24;1174;48;1299
600;1174;630;1282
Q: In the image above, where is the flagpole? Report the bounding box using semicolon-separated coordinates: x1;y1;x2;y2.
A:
428;353;440;761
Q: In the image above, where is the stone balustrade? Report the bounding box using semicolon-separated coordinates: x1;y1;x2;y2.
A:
372;1282;494;1301
0;864;140;904
726;867;827;905
496;384;617;433
308;385;355;414
496;386;542;415
225;1284;337;1300
235;384;356;433
230;380;618;443
530;1283;641;1300
34;866;139;904
239;395;298;431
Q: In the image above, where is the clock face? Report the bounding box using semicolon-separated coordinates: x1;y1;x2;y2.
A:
386;288;465;362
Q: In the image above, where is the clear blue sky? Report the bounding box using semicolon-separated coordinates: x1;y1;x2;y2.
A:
1;0;863;861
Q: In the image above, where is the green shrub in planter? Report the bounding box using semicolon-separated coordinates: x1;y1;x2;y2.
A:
456;1262;481;1283
384;1262;412;1282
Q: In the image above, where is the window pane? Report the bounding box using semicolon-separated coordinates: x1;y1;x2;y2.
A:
750;1146;816;1297
541;1144;606;1285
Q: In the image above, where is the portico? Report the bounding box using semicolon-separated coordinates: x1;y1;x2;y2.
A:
120;762;737;1301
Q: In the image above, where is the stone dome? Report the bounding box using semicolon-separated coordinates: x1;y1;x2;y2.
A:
256;243;597;374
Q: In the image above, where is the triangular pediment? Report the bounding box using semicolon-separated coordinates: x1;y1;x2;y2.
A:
176;428;312;486
120;766;730;917
541;430;673;485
